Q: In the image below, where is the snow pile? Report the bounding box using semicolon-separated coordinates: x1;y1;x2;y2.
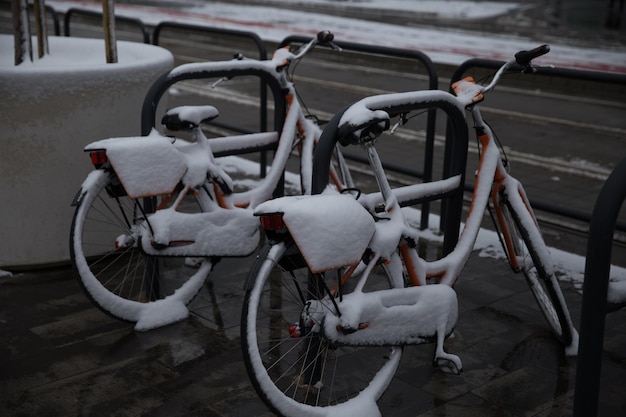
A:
47;0;626;73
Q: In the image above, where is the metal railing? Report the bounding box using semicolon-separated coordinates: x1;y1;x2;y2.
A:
64;8;150;43
573;155;626;417
152;22;268;136
311;97;469;255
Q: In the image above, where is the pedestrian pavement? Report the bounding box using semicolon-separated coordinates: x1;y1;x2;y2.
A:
1;237;625;417
2;2;625;416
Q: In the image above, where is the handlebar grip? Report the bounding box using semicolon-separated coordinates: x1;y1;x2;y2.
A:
317;30;334;44
515;44;550;67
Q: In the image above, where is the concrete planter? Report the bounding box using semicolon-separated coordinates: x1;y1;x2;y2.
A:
0;35;173;268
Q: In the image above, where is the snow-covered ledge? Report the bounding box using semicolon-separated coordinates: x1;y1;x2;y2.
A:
0;35;173;268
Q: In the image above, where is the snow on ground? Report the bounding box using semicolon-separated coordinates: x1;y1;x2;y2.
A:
263;0;522;20
47;0;626;73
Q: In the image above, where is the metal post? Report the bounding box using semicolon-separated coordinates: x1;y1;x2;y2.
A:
573;156;626;417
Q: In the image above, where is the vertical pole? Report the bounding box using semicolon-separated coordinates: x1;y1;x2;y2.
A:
33;0;49;58
420;107;437;230
103;0;118;63
12;0;32;65
573;157;626;417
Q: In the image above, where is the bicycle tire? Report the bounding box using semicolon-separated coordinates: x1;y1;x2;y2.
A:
499;192;576;349
241;241;402;417
70;169;213;329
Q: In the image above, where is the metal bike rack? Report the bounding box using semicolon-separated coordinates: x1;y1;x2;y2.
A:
279;35;440;231
140;64;289;197
140;67;286;142
152;22;272;175
447;58;626;234
63;8;151;43
152;22;268;133
153;22;267;59
312;97;469;255
573;156;626;417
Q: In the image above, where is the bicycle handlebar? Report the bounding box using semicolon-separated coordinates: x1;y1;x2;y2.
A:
330;44;551;146
290;30;338;60
478;44;549;94
515;44;550;67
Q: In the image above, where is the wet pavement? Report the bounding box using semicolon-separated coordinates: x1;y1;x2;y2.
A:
1;243;625;417
2;1;626;416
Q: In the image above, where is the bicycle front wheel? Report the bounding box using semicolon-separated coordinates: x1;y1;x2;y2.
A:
241;241;402;417
70;169;213;329
499;192;577;351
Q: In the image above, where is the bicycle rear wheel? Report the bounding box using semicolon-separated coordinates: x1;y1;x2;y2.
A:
70;169;213;329
241;241;402;417
498;192;577;351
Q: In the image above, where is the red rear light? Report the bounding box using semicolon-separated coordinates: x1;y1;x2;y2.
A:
260;213;285;232
89;150;108;167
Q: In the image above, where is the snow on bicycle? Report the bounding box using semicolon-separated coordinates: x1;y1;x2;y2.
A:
70;31;353;331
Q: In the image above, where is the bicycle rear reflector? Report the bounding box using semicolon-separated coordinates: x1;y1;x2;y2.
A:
259;213;288;241
260;213;285;232
89;150;108;168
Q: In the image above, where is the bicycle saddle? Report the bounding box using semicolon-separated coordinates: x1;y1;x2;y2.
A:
162;105;219;131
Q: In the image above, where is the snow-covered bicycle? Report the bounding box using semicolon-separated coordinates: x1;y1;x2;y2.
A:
70;31;353;331
241;45;579;417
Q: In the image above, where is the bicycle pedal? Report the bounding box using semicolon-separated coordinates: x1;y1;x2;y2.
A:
184;257;203;268
114;234;135;250
433;357;462;375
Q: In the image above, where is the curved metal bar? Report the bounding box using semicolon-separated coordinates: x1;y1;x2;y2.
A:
152;22;270;171
140;66;287;140
152;22;267;60
312;94;468;253
280;34;439;230
573;156;626;417
63;7;150;43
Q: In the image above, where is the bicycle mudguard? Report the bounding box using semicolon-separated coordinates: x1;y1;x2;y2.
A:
85;135;187;198
254;193;376;273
